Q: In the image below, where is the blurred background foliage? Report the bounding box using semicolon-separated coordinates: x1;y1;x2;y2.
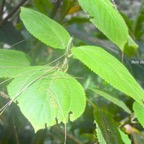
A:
0;0;144;143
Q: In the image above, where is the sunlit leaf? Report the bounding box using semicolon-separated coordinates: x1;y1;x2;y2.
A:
119;130;131;144
0;49;30;78
72;46;144;105
78;0;128;50
20;7;71;49
8;66;86;131
133;102;144;128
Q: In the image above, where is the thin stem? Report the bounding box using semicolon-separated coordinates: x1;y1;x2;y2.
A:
86;98;96;109
53;126;83;144
0;0;27;26
0;91;9;99
119;113;135;128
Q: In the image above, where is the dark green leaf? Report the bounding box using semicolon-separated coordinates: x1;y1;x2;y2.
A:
94;108;123;144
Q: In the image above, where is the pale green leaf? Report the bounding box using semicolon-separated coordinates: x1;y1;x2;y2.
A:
78;0;128;50
20;7;71;49
8;66;86;131
94;108;123;144
91;88;131;114
72;46;144;105
133;102;144;128
119;130;131;144
0;49;30;78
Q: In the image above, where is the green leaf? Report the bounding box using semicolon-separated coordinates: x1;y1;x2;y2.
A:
94;108;123;144
7;66;86;131
78;0;128;50
72;46;144;105
95;122;107;144
124;36;138;56
0;49;30;78
133;102;144;128
34;0;52;14
20;7;71;49
90;88;131;114
133;1;144;39
119;130;131;144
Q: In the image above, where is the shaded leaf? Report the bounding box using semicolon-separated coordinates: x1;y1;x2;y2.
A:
133;1;144;39
95;122;106;144
72;46;144;105
20;7;71;49
8;66;86;131
124;36;138;56
90;88;131;114
33;0;52;14
94;108;123;144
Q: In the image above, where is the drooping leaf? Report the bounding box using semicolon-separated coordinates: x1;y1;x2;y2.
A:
78;0;128;50
94;108;123;144
90;88;131;114
72;46;144;105
20;7;71;49
119;130;131;144
133;102;144;128
7;66;86;131
0;49;30;78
